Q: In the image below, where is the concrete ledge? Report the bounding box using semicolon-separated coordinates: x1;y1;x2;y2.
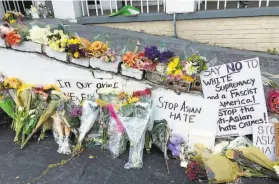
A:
77;7;279;24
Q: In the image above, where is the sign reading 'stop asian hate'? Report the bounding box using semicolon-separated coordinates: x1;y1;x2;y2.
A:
201;58;268;136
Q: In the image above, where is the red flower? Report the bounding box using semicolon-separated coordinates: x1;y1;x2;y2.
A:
6;31;21;46
267;88;279;114
133;88;152;97
185;161;206;181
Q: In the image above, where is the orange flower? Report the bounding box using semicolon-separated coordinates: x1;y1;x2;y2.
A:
122;51;138;68
6;32;21;46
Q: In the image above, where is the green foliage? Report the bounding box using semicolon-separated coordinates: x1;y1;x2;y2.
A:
267;48;278;55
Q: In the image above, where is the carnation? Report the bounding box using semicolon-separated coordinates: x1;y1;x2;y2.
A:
28;25;50;45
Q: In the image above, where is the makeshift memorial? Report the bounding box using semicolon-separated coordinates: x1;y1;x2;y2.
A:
72;99;100;156
3;11;24;24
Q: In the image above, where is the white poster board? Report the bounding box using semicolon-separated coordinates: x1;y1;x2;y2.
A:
55;77;122;103
201;58;268;136
152;89;219;148
253;117;277;161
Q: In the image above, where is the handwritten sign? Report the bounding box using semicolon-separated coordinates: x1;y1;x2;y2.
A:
152;89;219;147
201;58;268;136
253;118;277;161
55;77;122;103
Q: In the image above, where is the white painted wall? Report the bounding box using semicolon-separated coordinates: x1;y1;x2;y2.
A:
51;0;82;21
0;48;150;91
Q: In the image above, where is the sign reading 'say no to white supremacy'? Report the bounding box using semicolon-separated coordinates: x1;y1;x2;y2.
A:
201;58;268;136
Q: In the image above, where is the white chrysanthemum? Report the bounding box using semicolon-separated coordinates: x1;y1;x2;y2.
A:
28;26;50;45
184;62;198;76
212;141;229;154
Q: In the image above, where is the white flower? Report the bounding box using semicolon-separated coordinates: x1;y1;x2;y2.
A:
30;115;36;119
212;141;229;154
18;106;24;112
31;6;38;13
28;26;50;45
273;165;279;177
29;109;36;115
184;62;198;76
227;137;252;150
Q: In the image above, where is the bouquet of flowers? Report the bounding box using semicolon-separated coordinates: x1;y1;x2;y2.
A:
107;104;127;158
0;91;16;120
21;91;62;149
27;25;51;45
101;48;117;62
118;89;153;169
87;40;108;58
267;88;279;114
136;46;174;71
21;90;48;146
67;37;86;59
3;11;24;24
167;54;207;83
95;88;122;148
47;29;69;52
72;99;100;156
5;31;22;46
0;24;14;39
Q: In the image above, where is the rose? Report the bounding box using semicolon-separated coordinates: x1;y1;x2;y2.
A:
267;88;279;113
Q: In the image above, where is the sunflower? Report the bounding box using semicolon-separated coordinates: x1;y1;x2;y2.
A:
90;41;103;51
4;77;23;89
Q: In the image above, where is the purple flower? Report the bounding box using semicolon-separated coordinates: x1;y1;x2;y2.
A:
145;45;161;61
71;106;82;117
159;51;174;63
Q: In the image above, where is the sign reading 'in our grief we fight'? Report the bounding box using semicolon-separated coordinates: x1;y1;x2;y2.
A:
201;58;268;136
55;77;122;103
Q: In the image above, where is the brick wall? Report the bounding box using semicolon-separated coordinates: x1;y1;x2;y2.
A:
94;16;279;52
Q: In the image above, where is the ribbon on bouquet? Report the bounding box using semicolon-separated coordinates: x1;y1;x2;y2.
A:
107;104;124;134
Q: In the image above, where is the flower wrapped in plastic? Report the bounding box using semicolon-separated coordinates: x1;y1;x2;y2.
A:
47;29;69;52
3;11;24;24
6;31;22;46
118;91;153;169
57;100;81;129
72;99;100;156
101;48;117;62
88;40;108;58
0;90;16;120
67;37;86;59
96;88;122;149
21;91;62;149
267;88;279;114
0;24;14;38
107;104;127;158
21;90;48;146
27;25;50;45
52;112;71;155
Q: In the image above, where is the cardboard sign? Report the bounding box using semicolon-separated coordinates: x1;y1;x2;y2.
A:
275;123;279;158
55;77;122;103
152;89;219;147
253;118;277;161
201;58;268;136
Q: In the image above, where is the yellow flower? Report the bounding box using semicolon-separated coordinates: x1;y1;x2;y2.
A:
101;43;108;53
90;41;103;51
74;52;80;58
43;84;61;92
128;97;139;104
182;75;196;83
96;99;107;107
123;101;128;106
174;69;181;76
4;78;23;89
172;57;179;66
9;19;16;24
17;83;34;94
4;13;9;18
